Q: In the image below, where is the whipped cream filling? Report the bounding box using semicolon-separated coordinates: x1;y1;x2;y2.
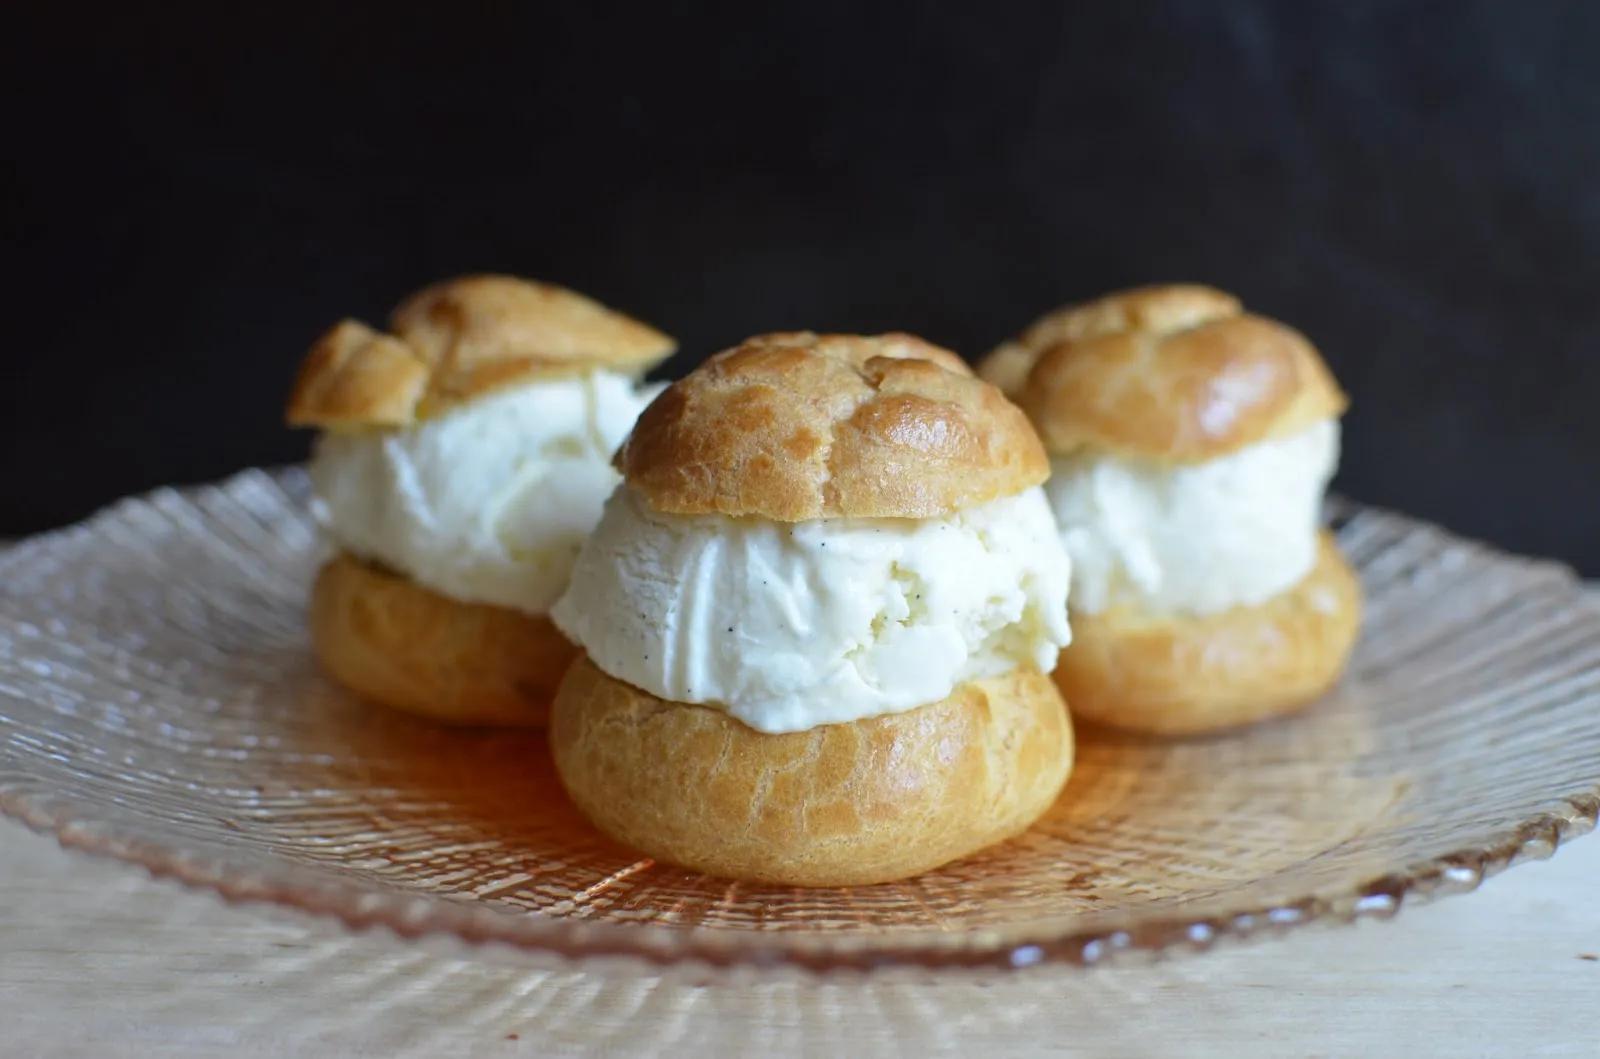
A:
551;487;1073;733
1045;419;1339;617
309;370;661;614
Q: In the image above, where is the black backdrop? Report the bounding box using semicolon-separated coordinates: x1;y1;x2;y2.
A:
6;3;1598;571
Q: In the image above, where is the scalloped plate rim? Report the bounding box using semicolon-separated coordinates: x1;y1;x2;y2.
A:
0;468;1597;975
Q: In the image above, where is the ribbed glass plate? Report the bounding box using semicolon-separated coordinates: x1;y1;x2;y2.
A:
1;469;1596;973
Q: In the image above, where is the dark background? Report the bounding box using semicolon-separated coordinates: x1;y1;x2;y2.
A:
5;3;1597;571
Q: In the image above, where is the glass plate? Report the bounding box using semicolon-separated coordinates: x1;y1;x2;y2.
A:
1;469;1596;973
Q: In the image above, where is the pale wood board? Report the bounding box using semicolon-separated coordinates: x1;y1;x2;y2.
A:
0;590;1596;1057
1;821;1595;1057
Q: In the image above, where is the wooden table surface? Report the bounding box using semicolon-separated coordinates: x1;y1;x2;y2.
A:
2;820;1596;1057
2;592;1597;1057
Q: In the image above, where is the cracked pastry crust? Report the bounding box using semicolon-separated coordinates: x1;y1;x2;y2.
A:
618;331;1048;521
287;274;674;427
980;284;1346;463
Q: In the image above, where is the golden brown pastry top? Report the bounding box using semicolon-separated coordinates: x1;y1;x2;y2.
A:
618;331;1050;521
286;275;675;428
981;285;1347;462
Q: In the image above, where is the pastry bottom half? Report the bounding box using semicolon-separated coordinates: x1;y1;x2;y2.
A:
550;656;1074;886
310;552;574;726
1055;533;1362;735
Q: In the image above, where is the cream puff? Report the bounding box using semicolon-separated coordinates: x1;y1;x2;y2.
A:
286;275;674;725
982;285;1361;735
548;332;1075;885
